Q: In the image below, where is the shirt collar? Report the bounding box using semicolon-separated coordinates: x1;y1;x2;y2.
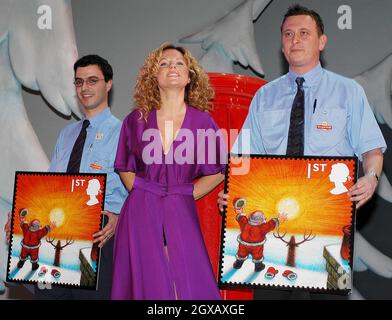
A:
287;63;323;89
82;107;111;128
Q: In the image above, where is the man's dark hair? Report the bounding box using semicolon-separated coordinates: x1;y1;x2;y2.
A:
281;4;324;36
73;54;113;82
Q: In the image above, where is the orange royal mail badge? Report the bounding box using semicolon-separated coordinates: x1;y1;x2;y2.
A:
89;163;103;170
316;121;333;131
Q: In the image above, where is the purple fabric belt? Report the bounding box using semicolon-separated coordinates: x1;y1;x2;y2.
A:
133;176;194;197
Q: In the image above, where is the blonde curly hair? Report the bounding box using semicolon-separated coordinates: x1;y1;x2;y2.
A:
134;43;214;120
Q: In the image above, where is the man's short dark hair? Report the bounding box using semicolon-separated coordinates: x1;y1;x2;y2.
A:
281;4;325;36
73;54;113;82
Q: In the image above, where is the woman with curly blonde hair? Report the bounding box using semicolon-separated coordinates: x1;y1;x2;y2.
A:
134;43;214;119
112;43;226;300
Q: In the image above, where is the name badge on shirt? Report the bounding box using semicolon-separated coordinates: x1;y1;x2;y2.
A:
316;121;333;131
96;133;104;140
90;162;103;170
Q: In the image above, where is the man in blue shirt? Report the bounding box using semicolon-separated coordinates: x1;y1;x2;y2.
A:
34;54;127;299
218;5;386;299
219;4;386;212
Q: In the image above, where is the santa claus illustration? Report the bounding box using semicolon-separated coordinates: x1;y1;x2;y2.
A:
232;198;287;272
17;208;56;271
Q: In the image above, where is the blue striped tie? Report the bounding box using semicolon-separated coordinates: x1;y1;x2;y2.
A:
66;119;90;173
286;77;305;156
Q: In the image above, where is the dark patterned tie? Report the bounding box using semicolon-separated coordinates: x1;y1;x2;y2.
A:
286;77;305;156
66;119;90;173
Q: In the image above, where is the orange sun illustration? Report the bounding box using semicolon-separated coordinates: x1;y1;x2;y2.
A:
226;157;356;236
13;174;104;241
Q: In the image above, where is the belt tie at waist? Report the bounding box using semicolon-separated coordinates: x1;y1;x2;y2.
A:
133;176;194;197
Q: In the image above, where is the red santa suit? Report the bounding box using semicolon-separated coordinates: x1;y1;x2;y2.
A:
20;221;50;263
235;213;278;263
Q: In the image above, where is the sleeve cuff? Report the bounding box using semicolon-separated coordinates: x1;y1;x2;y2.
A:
357;141;386;161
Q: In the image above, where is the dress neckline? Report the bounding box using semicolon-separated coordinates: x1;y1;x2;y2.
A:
153;104;189;156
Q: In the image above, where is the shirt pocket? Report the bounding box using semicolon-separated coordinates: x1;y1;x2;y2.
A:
258;109;289;152
310;108;347;152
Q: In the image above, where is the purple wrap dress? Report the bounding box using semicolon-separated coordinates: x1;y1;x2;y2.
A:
111;105;226;299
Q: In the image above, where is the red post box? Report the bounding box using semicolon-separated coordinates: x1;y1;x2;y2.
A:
197;73;267;300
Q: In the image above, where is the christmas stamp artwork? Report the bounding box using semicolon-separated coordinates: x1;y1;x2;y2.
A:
7;172;106;289
219;155;358;295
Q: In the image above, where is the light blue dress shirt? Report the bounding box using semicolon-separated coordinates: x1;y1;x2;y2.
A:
233;63;386;160
50;107;127;214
